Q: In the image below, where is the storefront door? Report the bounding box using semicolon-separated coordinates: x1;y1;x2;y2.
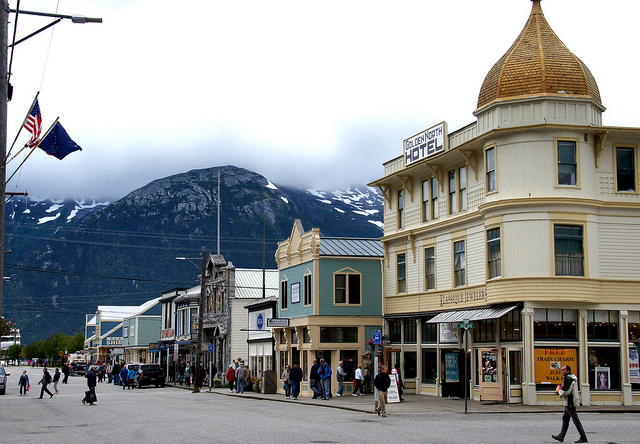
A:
478;348;503;401
441;349;465;398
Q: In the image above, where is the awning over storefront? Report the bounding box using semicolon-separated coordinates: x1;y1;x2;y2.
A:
426;306;517;323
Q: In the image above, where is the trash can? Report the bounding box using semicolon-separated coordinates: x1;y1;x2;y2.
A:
261;370;277;394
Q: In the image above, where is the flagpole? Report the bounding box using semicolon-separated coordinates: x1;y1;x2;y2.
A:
6;91;39;160
1;0;8;318
5;117;58;186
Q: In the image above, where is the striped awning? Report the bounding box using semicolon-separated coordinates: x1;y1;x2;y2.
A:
426;306;517;324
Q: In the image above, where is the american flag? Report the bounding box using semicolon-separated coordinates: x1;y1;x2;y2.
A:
24;99;42;148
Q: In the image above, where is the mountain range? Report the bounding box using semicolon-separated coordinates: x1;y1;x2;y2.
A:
3;165;384;344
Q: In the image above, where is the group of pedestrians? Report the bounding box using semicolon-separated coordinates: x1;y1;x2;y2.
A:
226;361;248;393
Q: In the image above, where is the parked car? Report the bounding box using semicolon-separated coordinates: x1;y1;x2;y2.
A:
134;364;165;388
73;362;87;376
0;366;10;395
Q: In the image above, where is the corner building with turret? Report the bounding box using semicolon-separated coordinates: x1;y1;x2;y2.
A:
369;0;640;406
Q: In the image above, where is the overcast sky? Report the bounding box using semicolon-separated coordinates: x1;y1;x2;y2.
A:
5;0;640;201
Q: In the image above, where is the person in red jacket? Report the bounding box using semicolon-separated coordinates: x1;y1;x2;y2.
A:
226;365;236;392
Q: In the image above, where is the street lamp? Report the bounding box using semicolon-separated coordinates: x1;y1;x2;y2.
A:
176;252;207;393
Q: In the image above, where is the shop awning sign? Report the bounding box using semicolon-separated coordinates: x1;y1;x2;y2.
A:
404;122;447;166
267;318;289;327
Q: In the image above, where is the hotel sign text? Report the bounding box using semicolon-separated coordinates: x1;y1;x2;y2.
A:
404;122;447;166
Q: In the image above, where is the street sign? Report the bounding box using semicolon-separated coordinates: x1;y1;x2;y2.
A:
267;318;290;327
458;319;475;330
208;344;214;353
58;350;64;356
372;330;382;345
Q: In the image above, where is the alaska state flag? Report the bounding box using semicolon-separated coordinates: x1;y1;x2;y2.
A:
38;122;82;160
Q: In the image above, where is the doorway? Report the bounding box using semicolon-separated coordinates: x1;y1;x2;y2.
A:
441;349;465;397
478;348;503;401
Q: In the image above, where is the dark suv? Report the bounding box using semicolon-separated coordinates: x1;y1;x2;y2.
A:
134;364;165;388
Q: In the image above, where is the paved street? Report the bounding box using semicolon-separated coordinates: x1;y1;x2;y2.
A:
1;367;640;443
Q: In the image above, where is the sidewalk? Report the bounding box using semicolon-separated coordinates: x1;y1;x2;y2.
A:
168;383;640;415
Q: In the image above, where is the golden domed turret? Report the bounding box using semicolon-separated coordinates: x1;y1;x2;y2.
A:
476;0;601;111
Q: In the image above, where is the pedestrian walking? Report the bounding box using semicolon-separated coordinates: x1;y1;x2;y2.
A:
62;364;70;384
112;362;121;386
226;365;236;392
83;366;97;405
178;361;186;386
336;361;346;396
309;359;321;399
106;363;113;383
196;364;207;389
392;363;404;401
18;370;29;396
127;366;136;389
235;362;247;393
552;365;588;443
37;368;54;399
120;364;128;389
318;358;332;400
184;363;191;387
353;364;364;396
290;363;302;400
282;364;291;399
52;368;61;394
374;365;391;417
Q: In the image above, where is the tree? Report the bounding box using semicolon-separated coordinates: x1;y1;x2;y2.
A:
0;317;13;337
6;344;23;362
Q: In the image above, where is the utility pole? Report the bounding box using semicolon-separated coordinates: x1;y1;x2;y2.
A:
193;249;207;393
0;0;9;318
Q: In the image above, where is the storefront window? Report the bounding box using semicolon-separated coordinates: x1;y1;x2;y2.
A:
629;311;640;342
509;350;522;384
279;329;287;344
303;350;308;381
303;327;311;343
404;351;417;379
474;319;496;342
291;328;298;344
389;320;402;343
422;317;437;343
320;327;358;343
587;310;618;341
588;347;620;390
422;349;437;384
501;309;521;341
534;309;577;340
404;319;417;344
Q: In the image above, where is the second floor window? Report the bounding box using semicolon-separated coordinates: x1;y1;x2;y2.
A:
448;169;457;215
453;240;465;287
459;166;467;212
486;147;496;193
397;253;406;293
424;247;435;290
304;273;312;305
334;272;361;305
398;189;404;229
487;228;501;279
422;179;429;222
431;177;439;219
280;280;288;309
616;146;636;192
557;140;577;186
554;225;584;276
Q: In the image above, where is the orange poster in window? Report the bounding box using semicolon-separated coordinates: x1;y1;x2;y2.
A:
534;348;577;384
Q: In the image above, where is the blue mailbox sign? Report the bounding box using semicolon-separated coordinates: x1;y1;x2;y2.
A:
372;330;382;345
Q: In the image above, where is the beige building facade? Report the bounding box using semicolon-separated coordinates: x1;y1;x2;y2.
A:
369;0;640;406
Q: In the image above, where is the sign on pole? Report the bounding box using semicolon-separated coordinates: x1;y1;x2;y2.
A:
372;330;382;345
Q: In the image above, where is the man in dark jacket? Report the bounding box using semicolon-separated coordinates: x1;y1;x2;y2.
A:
290;363;302;400
309;359;321;399
83;366;97;405
37;368;54;399
374;365;391;417
62;364;70;384
552;365;587;443
112;362;121;386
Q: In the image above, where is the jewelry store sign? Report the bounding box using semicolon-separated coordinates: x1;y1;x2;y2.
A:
404;122;447;166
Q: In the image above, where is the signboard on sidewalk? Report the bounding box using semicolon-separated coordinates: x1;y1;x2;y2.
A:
630;348;640;385
387;374;400;403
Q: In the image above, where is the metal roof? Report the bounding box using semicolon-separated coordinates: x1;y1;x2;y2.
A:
426;306;517;324
319;238;383;257
235;268;279;299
